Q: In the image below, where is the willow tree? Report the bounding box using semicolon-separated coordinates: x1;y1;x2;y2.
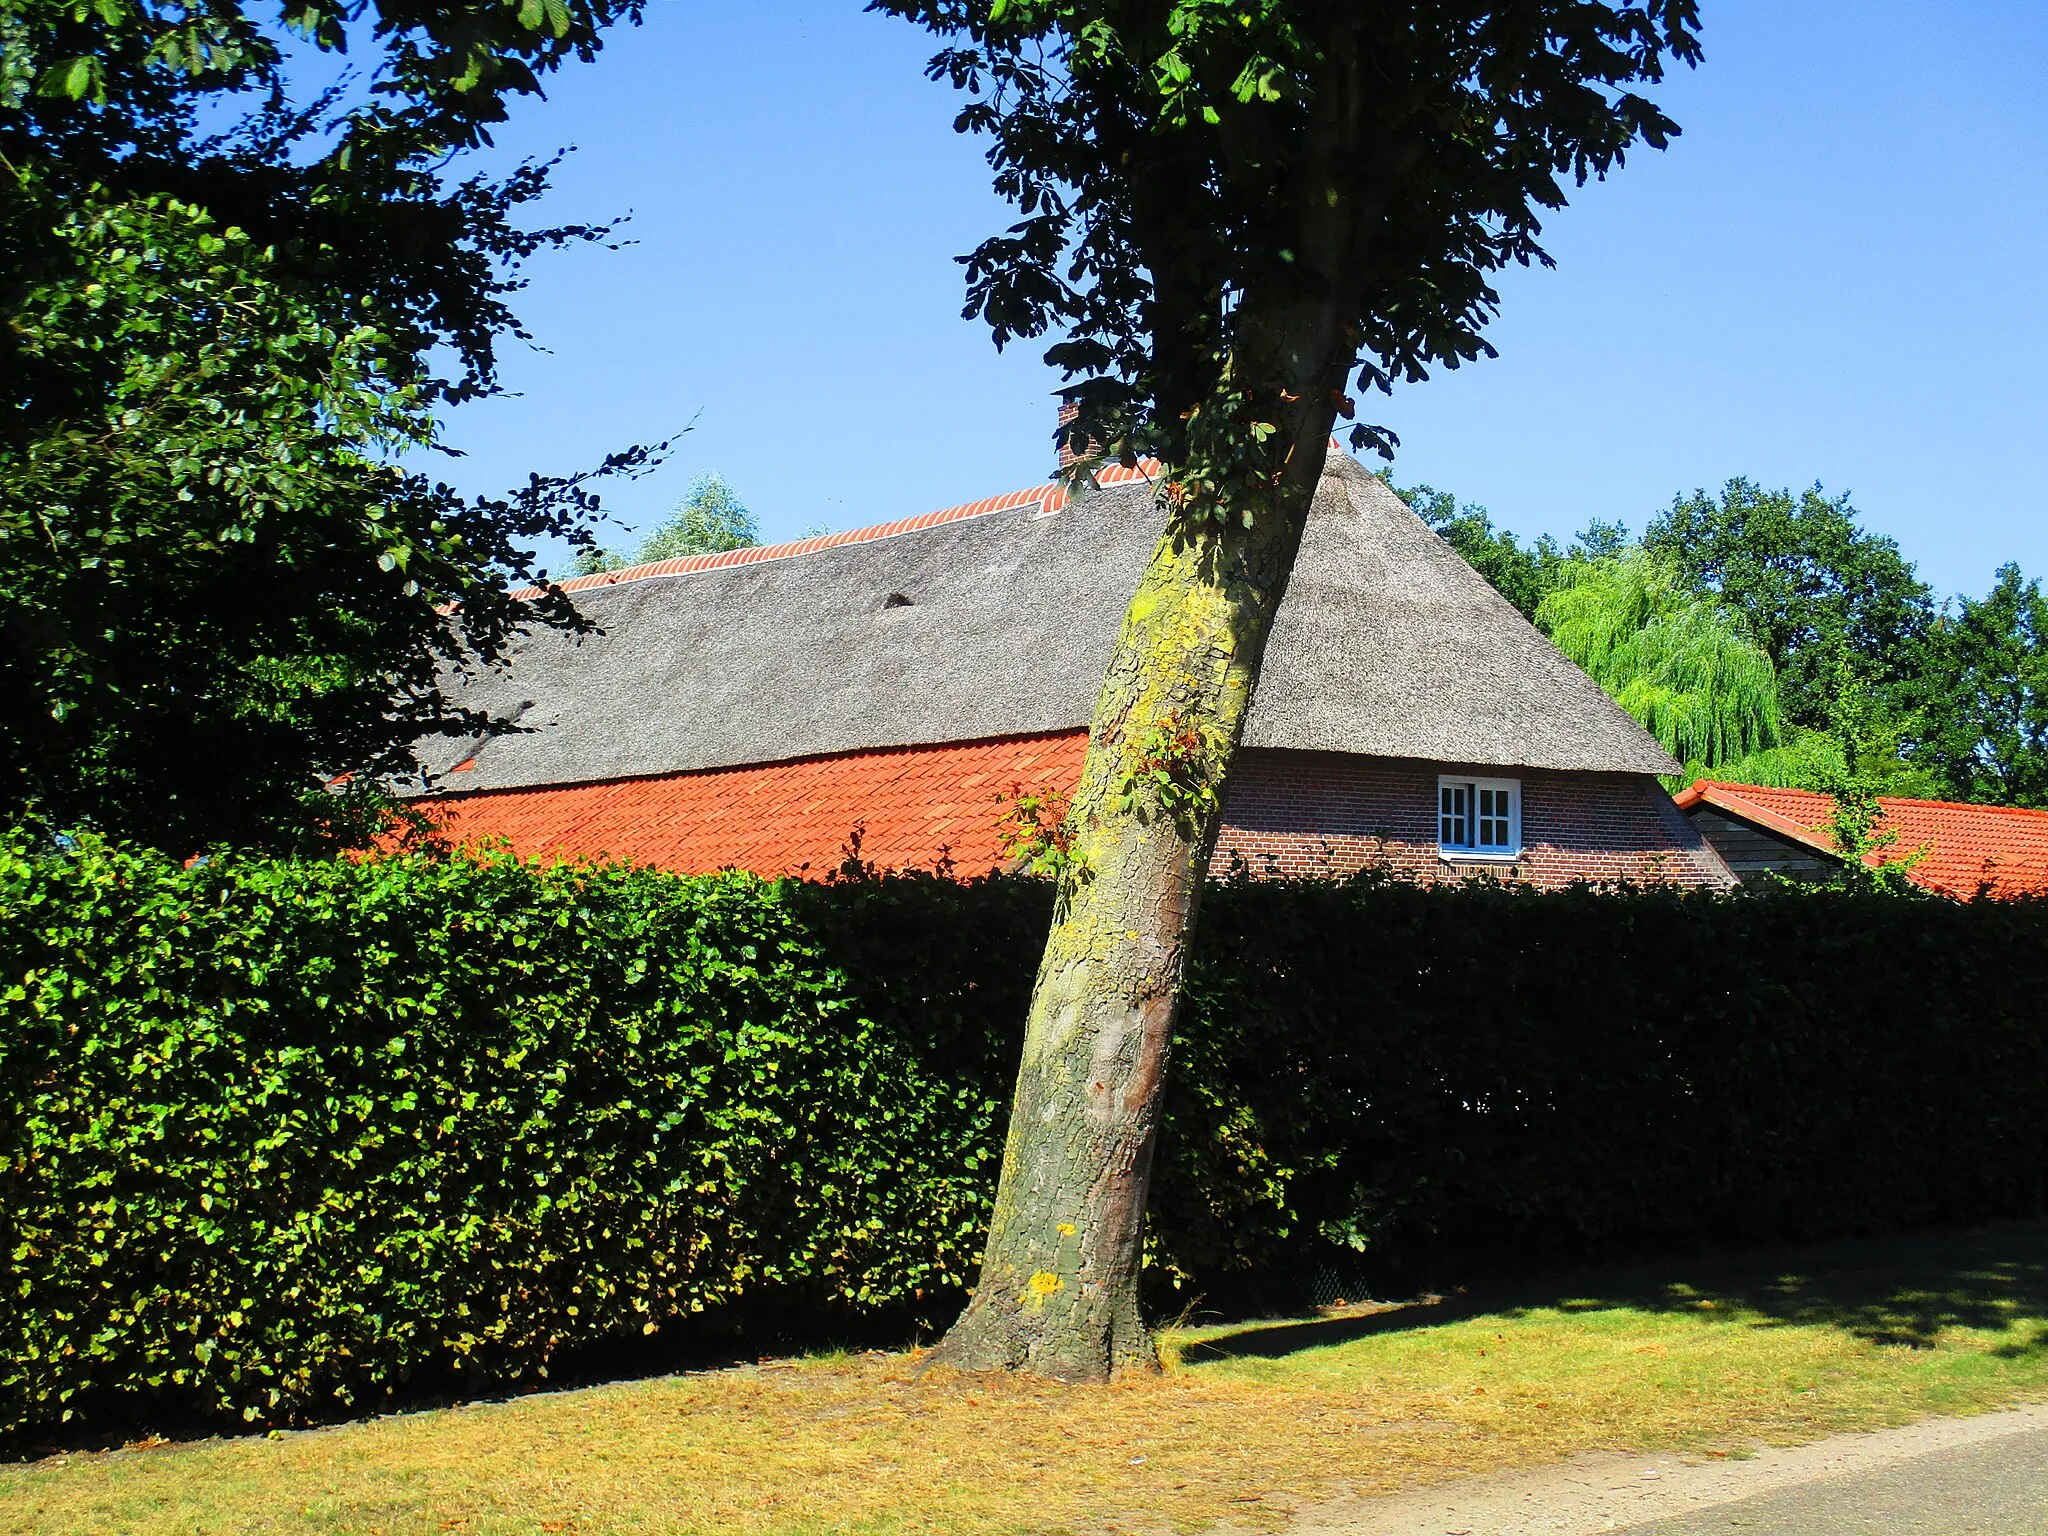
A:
874;0;1702;1380
1537;549;1783;780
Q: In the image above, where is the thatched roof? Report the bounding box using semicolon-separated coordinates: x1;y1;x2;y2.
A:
419;454;1678;793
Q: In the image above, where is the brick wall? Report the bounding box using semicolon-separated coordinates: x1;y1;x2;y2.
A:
1211;749;1734;889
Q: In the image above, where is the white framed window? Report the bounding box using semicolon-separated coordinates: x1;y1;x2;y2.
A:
1438;775;1522;860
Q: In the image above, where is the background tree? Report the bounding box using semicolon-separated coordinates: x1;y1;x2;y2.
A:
1399;474;1983;796
1534;549;1815;785
1904;565;2048;807
576;472;759;573
1;0;649;849
641;473;758;560
1642;478;1933;732
877;0;1701;1379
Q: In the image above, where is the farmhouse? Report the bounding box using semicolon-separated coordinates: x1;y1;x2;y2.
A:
418;453;1734;889
1676;779;2048;899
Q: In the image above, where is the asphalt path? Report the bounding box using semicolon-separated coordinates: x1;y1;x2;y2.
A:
1283;1405;2048;1536
1617;1425;2048;1534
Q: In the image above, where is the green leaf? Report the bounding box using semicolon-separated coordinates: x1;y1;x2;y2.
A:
39;56;104;101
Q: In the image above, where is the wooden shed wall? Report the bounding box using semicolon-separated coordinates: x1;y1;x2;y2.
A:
1685;806;1836;885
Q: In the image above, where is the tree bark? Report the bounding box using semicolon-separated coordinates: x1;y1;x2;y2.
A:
931;393;1343;1381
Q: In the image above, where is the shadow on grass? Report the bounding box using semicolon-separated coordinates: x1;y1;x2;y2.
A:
1180;1219;2048;1365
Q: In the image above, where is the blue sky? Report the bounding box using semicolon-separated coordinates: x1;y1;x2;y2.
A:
435;1;2047;600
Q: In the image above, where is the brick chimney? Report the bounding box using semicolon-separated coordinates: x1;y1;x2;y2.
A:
1055;400;1100;471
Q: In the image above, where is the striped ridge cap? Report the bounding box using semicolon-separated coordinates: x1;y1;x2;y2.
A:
511;458;1163;602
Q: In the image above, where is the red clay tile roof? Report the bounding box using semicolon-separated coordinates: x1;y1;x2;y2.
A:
1673;780;2048;899
514;461;1164;602
428;731;1090;878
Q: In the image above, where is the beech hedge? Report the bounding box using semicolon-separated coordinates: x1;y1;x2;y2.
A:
0;839;996;1441
798;871;2048;1296
7;838;2048;1442
1159;876;2048;1289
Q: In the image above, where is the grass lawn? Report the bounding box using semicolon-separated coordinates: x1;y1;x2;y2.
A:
7;1221;2048;1536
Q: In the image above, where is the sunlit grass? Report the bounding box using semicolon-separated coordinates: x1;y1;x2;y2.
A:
7;1223;2047;1536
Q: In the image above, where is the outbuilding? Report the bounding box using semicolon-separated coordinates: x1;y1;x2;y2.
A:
1675;779;2048;898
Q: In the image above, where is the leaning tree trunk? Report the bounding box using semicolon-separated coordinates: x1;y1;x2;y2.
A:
932;390;1345;1381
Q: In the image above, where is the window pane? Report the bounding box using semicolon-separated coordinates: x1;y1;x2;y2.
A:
1442;783;1472;847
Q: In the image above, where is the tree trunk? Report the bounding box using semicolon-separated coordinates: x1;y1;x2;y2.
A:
932;399;1342;1381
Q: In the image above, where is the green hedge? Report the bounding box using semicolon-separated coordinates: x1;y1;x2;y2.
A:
798;873;2048;1298
1160;877;2048;1291
0;839;996;1440
7;839;2048;1443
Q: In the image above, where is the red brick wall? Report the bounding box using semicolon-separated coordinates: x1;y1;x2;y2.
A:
1211;750;1733;889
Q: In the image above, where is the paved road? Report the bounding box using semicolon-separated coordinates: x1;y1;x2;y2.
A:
1288;1406;2048;1535
1618;1426;2048;1534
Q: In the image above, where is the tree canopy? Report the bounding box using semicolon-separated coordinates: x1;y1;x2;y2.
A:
1906;565;2048;808
1536;549;1783;780
1;0;650;848
882;0;1700;498
641;474;757;561
1642;479;1933;732
1407;472;2044;807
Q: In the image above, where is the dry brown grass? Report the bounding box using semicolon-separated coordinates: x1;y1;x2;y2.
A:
8;1222;2048;1536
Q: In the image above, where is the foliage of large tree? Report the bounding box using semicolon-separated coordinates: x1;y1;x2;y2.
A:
877;0;1701;1379
1642;478;1933;732
1905;565;2048;808
1399;477;1972;796
1394;484;1842;788
1;0;648;849
639;473;757;561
